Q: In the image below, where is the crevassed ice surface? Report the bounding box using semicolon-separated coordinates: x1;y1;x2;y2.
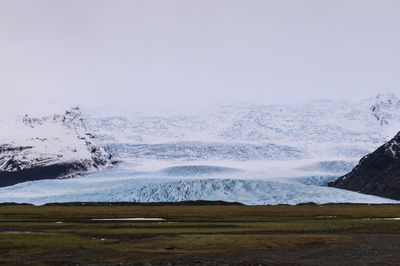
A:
1;95;400;205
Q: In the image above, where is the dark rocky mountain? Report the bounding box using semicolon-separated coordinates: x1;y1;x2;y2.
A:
329;131;400;200
0;107;113;187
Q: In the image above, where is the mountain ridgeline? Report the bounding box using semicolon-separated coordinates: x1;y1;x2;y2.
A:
329;131;400;200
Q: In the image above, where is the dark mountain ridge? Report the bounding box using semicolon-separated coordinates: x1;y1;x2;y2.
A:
329;131;400;200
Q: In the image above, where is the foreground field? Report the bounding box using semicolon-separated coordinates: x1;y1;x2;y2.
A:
0;202;400;265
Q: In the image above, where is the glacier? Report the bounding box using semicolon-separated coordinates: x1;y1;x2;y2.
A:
0;168;397;205
1;94;400;205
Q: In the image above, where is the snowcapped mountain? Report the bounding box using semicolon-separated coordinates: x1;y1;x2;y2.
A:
369;93;400;126
0;107;113;187
1;94;400;205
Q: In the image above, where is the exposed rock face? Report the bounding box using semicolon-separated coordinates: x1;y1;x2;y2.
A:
329;131;400;200
0;107;113;187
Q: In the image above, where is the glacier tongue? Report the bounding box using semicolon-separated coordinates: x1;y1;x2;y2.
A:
0;170;396;205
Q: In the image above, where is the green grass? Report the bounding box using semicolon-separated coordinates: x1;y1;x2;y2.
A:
1;203;400;220
128;234;352;253
0;203;399;265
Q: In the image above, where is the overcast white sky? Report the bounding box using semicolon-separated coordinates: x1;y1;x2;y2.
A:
0;0;399;111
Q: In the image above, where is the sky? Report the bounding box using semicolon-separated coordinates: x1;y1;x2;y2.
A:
1;0;400;112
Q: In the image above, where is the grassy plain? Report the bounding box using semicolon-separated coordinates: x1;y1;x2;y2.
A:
0;202;400;265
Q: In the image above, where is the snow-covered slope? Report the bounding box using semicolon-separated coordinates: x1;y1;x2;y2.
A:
0;107;112;186
83;94;400;168
369;93;400;126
